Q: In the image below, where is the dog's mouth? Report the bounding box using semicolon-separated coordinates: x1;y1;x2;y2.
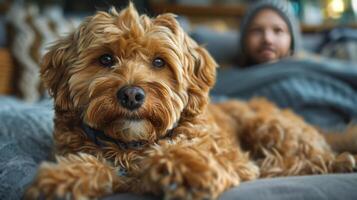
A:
83;117;153;140
83;88;176;143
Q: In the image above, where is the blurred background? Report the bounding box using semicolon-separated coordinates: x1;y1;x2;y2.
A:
0;0;357;99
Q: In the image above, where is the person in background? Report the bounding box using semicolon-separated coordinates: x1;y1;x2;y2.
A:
238;0;302;67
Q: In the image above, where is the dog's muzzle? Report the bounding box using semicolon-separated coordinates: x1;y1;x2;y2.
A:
117;86;145;110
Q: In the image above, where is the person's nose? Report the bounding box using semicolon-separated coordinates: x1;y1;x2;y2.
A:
262;30;274;44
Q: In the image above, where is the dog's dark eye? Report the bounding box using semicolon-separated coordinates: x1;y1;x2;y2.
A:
99;54;115;68
152;57;165;68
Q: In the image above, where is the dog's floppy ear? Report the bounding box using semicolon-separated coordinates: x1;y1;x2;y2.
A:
154;13;217;118
183;36;217;118
41;33;77;110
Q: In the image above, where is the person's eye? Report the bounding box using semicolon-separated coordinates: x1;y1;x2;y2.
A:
274;28;284;34
249;28;262;34
152;57;166;68
98;54;116;68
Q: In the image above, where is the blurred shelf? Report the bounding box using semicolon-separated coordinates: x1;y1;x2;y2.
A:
0;0;11;14
151;3;357;33
301;23;357;33
151;3;246;17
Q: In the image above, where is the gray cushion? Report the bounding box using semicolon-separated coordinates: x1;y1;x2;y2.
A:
220;174;357;200
191;26;239;65
0;96;53;200
102;174;357;200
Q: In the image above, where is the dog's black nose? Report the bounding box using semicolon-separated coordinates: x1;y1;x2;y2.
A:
117;86;145;110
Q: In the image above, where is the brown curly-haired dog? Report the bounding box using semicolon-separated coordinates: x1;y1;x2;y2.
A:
26;3;357;200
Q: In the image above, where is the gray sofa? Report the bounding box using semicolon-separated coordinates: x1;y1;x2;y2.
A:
2;57;357;200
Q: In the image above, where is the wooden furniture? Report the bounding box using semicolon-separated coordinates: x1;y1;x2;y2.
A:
0;48;14;95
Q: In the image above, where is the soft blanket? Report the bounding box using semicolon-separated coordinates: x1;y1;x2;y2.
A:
212;58;357;130
0;97;53;200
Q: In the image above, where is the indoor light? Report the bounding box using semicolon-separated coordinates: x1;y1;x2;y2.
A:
327;0;345;19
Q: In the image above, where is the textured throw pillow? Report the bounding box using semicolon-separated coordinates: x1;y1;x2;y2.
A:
6;3;81;102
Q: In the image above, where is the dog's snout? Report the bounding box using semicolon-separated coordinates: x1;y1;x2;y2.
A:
117;86;145;110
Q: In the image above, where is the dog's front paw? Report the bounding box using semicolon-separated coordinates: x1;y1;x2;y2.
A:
24;163;98;200
143;148;221;200
330;152;357;173
25;182;72;200
24;154;116;200
24;169;82;200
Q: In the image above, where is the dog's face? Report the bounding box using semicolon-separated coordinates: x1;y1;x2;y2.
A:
41;4;216;143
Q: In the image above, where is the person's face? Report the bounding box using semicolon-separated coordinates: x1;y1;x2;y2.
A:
245;9;292;65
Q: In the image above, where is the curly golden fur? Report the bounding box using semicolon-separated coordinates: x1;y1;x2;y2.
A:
25;4;357;200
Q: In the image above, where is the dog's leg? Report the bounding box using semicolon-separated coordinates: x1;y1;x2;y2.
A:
24;153;129;200
324;126;357;154
241;101;356;177
218;99;357;177
137;143;259;200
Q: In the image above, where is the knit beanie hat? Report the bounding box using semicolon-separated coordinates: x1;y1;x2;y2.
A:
238;0;302;66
